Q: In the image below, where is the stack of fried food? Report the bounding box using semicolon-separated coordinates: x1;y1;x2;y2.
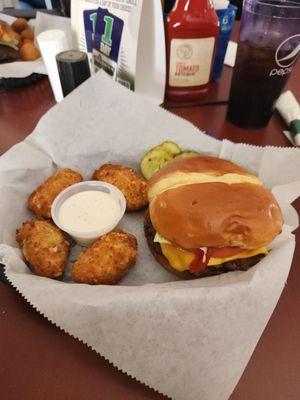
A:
0;18;40;63
17;164;148;285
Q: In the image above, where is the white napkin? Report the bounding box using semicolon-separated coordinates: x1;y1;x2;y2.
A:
224;40;237;67
275;90;300;147
37;29;69;102
0;72;299;400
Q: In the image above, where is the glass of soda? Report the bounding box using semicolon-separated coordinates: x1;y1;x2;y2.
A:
227;0;300;129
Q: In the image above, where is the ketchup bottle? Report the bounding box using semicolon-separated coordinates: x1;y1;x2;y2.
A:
165;0;219;102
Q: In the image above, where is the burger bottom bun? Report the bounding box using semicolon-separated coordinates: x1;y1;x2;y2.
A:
0;44;19;63
144;209;265;280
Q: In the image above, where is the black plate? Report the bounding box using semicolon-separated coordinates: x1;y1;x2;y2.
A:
0;73;44;90
0;264;9;285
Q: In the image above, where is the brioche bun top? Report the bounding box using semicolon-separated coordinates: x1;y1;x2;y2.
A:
147;156;283;249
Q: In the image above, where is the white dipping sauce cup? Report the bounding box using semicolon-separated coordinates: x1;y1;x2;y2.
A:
51;181;126;246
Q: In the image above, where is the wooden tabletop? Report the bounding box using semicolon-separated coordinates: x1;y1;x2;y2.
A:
0;24;300;400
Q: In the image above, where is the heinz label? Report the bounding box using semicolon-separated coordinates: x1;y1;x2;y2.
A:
169;37;215;87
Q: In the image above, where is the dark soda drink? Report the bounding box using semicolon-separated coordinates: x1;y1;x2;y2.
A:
228;41;293;128
227;0;300;129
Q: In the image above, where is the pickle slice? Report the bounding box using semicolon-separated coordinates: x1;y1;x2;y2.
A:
174;151;201;160
140;148;174;180
158;141;181;156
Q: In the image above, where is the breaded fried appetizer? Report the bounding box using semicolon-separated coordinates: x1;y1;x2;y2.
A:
92;164;148;211
28;168;83;219
16;220;70;278
20;28;34;40
72;230;137;285
11;18;28;33
19;41;40;61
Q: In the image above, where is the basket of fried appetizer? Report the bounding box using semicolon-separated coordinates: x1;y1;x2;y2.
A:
0;17;42;90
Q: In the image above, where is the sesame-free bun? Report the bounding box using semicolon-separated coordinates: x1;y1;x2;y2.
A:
147;156;261;201
0;20;21;47
147;156;283;249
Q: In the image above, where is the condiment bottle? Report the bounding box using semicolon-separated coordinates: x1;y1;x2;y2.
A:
165;0;219;102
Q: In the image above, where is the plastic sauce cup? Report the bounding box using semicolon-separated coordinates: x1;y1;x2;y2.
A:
51;181;126;246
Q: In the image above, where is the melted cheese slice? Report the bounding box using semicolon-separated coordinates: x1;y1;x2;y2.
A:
208;247;268;266
160;243;268;272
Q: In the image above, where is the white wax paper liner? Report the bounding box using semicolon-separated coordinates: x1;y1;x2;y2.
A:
0;72;299;400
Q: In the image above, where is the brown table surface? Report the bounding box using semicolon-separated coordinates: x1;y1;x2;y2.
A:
1;22;300;400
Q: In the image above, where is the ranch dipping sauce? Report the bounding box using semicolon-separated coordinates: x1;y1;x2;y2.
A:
51;181;126;246
58;191;120;233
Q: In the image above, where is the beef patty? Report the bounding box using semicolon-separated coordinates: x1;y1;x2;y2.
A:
144;209;265;280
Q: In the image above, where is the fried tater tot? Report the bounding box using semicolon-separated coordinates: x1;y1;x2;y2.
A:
11;18;28;33
92;164;148;211
19;41;40;61
72;230;137;285
28;168;83;219
16;220;70;278
20;28;34;40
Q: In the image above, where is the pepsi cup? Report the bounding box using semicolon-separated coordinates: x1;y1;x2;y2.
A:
227;0;300;129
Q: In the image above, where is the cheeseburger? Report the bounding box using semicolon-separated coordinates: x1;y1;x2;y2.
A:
144;156;283;279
